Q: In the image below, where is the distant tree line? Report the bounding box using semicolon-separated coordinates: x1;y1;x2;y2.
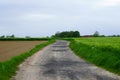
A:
92;31;120;37
0;34;15;38
0;34;51;41
0;37;50;41
52;31;80;38
108;35;120;37
1;31;120;39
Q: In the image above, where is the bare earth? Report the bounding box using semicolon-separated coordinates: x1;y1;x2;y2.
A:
13;40;120;80
0;41;46;61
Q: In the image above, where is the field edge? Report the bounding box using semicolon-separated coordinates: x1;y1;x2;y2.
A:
0;39;55;80
65;38;120;76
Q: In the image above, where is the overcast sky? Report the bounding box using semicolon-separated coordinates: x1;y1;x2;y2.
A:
0;0;120;37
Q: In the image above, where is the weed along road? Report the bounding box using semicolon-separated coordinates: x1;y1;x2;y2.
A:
13;40;120;80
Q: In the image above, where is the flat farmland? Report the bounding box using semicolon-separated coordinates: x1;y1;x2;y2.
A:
0;41;47;62
70;37;120;75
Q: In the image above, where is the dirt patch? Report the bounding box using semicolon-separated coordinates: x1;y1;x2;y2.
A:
0;41;47;62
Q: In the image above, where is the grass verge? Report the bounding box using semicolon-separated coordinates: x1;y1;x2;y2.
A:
0;39;55;80
69;39;120;75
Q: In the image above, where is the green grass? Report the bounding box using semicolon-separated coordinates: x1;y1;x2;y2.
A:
69;37;120;75
0;38;51;41
0;39;55;80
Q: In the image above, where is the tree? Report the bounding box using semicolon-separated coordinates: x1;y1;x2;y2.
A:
6;34;15;38
25;36;31;38
11;34;15;38
54;32;61;38
93;31;99;37
74;31;80;37
0;35;5;38
53;31;80;38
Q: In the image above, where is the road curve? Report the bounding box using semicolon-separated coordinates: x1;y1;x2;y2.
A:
13;40;120;80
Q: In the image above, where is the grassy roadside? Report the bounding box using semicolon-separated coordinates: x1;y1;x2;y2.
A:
0;39;55;80
68;38;120;75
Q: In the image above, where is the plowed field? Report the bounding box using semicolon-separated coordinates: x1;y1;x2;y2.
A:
0;41;47;62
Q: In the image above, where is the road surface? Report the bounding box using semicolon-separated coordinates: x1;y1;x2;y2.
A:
13;40;120;80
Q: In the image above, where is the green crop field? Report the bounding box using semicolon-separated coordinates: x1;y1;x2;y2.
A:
69;37;120;75
75;37;120;52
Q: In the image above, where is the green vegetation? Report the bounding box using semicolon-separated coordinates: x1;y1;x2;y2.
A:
0;37;51;41
69;37;120;75
52;31;80;38
93;31;100;37
0;39;55;80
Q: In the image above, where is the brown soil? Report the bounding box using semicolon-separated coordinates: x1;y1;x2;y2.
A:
0;41;47;62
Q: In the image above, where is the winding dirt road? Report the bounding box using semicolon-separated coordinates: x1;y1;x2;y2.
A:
13;40;120;80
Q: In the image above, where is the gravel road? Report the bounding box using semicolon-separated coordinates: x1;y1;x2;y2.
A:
13;40;120;80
